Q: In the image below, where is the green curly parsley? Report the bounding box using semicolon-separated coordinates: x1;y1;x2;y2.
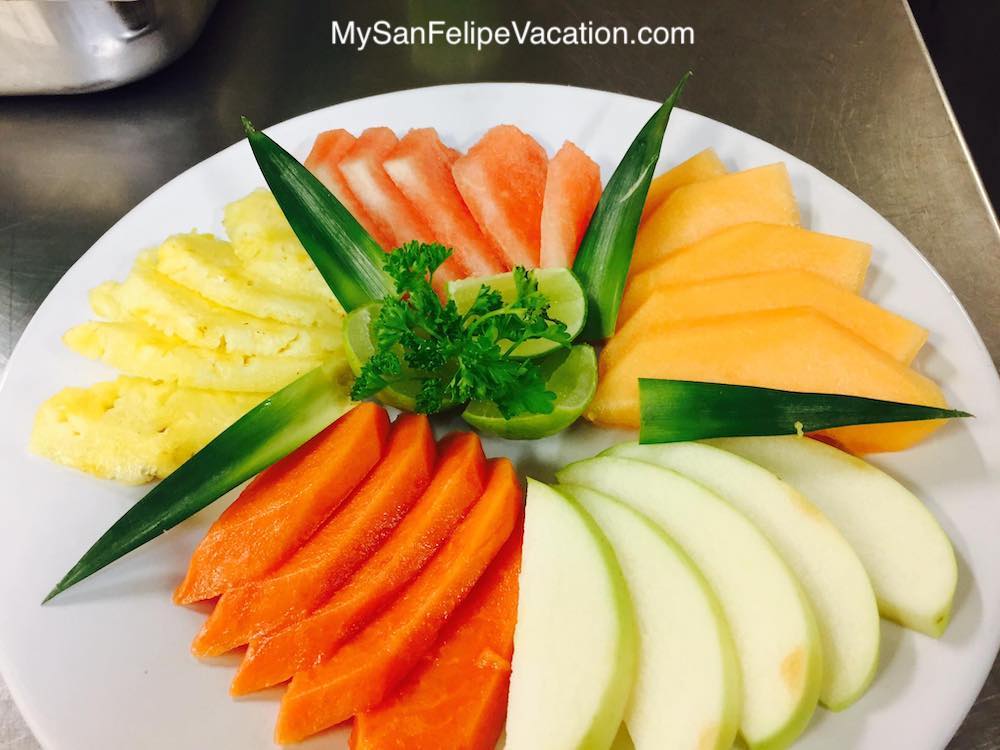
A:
351;242;571;417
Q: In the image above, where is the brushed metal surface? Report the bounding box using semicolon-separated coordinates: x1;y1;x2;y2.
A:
0;0;997;747
0;0;218;95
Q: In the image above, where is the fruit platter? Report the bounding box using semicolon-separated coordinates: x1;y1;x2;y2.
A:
0;81;998;750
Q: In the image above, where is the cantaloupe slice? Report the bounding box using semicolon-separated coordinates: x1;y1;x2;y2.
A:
383;128;506;277
605;270;926;373
619;223;872;322
339;127;436;250
630;164;800;274
640;148;727;224
588;307;948;453
452;125;548;268
539;141;602;268
304;130;391;249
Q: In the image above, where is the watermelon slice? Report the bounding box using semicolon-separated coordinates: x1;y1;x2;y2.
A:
384;129;507;277
452;125;548;269
304;130;391;249
539;141;602;268
339;128;436;251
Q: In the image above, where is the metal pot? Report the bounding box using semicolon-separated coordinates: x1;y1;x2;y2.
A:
0;0;218;95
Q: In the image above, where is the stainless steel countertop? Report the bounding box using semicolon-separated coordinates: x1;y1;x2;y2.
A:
1;1;997;747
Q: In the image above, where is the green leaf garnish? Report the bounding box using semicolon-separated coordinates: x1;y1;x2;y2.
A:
638;378;971;444
351;242;571;418
45;360;355;602
572;72;691;340
242;117;392;310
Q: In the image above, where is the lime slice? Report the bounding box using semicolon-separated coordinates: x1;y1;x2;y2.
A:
447;268;587;358
461;344;597;439
343;303;426;412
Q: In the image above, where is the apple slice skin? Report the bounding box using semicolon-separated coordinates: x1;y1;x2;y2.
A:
562;484;742;750
557;457;822;750
708;436;957;637
608;441;880;711
505;479;637;750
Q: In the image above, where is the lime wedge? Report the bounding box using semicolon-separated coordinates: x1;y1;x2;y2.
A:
343;303;427;412
462;344;597;439
447;268;587;358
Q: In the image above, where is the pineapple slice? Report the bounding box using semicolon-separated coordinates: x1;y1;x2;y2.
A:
64;320;322;393
30;377;264;483
155;233;340;328
90;256;342;358
224;189;344;306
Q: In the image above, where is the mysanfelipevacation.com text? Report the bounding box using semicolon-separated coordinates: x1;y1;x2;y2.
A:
332;20;695;52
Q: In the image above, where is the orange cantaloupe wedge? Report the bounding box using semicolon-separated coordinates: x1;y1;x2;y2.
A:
630;164;801;274
453;125;548;268
275;459;521;744
190;414;437;657
619;222;872;322
588;308;948;453
539;141;602;268
351;524;522;750
604;270;927;374
640;148;727;225
304;130;391;249
173;403;390;604
230;432;488;696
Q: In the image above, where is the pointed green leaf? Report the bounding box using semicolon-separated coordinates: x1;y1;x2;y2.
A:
638;378;971;444
45;360;355;601
242;118;392;310
573;73;691;340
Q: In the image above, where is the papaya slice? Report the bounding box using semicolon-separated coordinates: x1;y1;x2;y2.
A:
190;414;436;656
173;403;390;604
275;459;521;744
640;148;727;224
605;270;927;372
384;128;506;277
230;432;488;695
619;222;872;322
589;307;948;453
351;524;523;750
453;125;548;268
539;141;602;268
304;130;391;248
630;164;800;274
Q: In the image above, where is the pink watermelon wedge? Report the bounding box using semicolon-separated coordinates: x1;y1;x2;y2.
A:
452;125;548;269
384;129;507;277
339;128;437;251
540;141;602;268
305;130;391;249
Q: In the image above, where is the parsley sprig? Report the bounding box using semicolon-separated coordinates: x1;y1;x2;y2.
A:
351;242;571;417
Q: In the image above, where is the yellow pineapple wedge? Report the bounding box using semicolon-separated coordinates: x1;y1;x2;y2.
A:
30;377;264;483
64;320;323;393
90;253;342;358
155;233;341;328
224;189;344;306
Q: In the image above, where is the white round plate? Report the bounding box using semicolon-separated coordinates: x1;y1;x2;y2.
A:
0;84;998;750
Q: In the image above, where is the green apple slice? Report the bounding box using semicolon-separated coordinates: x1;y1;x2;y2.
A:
505;479;637;750
609;441;879;711
562;484;742;750
557;457;821;750
709;436;957;637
